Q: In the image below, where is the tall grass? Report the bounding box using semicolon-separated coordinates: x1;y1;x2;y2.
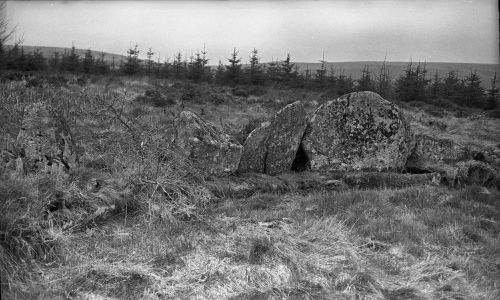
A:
1;78;499;299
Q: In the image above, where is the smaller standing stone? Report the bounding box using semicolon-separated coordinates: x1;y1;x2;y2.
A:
16;102;77;172
173;111;243;176
265;101;308;175
238;101;309;175
238;121;271;173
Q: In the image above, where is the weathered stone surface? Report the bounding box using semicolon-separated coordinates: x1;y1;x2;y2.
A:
265;101;309;175
302;92;412;171
456;160;497;187
238;101;308;175
237;121;270;173
16;102;77;172
173;111;243;176
0;148;24;175
405;134;470;174
404;135;500;187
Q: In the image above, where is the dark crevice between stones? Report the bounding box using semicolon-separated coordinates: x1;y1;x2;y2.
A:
262;149;268;174
472;152;486;162
405;165;432;174
291;143;310;172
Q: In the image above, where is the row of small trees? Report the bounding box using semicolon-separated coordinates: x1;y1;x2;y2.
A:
0;44;111;74
0;42;498;110
394;62;498;109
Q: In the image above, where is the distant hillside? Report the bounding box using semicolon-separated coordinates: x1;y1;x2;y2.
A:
5;45;126;65
290;61;500;86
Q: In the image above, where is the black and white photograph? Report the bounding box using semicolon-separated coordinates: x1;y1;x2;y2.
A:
1;0;499;299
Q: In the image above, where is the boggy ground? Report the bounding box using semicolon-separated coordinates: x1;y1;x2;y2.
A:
1;75;500;299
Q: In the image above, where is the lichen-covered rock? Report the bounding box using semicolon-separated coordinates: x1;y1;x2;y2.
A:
405;134;470;173
302;91;412;171
173;111;243;176
16;102;77;172
238;101;308;175
265;101;309;175
237;121;270;173
455;160;497;187
405;135;500;187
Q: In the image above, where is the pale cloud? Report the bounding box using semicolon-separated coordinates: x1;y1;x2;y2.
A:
5;0;499;63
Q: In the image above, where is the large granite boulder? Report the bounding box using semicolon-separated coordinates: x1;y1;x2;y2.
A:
301;92;412;171
238;101;308;175
16;102;77;173
173;111;243;176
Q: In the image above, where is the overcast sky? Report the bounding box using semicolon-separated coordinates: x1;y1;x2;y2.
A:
4;0;499;64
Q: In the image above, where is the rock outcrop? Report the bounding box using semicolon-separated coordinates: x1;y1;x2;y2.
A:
173;111;243;176
238;101;308;175
405;134;470;174
16;102;77;173
237;121;270;173
405;135;499;187
455;160;497;187
302;91;412;171
266;101;309;174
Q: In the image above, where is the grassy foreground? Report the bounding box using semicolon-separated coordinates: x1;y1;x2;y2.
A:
1;76;500;299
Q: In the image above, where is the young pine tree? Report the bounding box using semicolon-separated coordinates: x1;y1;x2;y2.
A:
225;48;242;85
395;61;429;102
315;52;327;88
146;47;155;75
49;51;61;71
442;71;460;99
485;72;499;110
337;72;355;95
172;52;185;79
122;44;140;75
429;71;442;99
245;48;265;85
278;53;296;83
94;52;109;75
215;60;226;84
188;48;210;82
27;48;47;71
266;58;280;83
303;64;312;87
327;65;337;89
63;45;81;73
82;49;94;74
159;58;171;78
460;70;485;108
357;65;375;92
375;59;392;99
15;46;27;70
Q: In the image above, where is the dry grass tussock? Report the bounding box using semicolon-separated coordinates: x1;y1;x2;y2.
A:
1;78;499;299
5;185;496;299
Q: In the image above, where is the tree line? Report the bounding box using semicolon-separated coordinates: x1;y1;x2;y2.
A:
0;42;498;110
